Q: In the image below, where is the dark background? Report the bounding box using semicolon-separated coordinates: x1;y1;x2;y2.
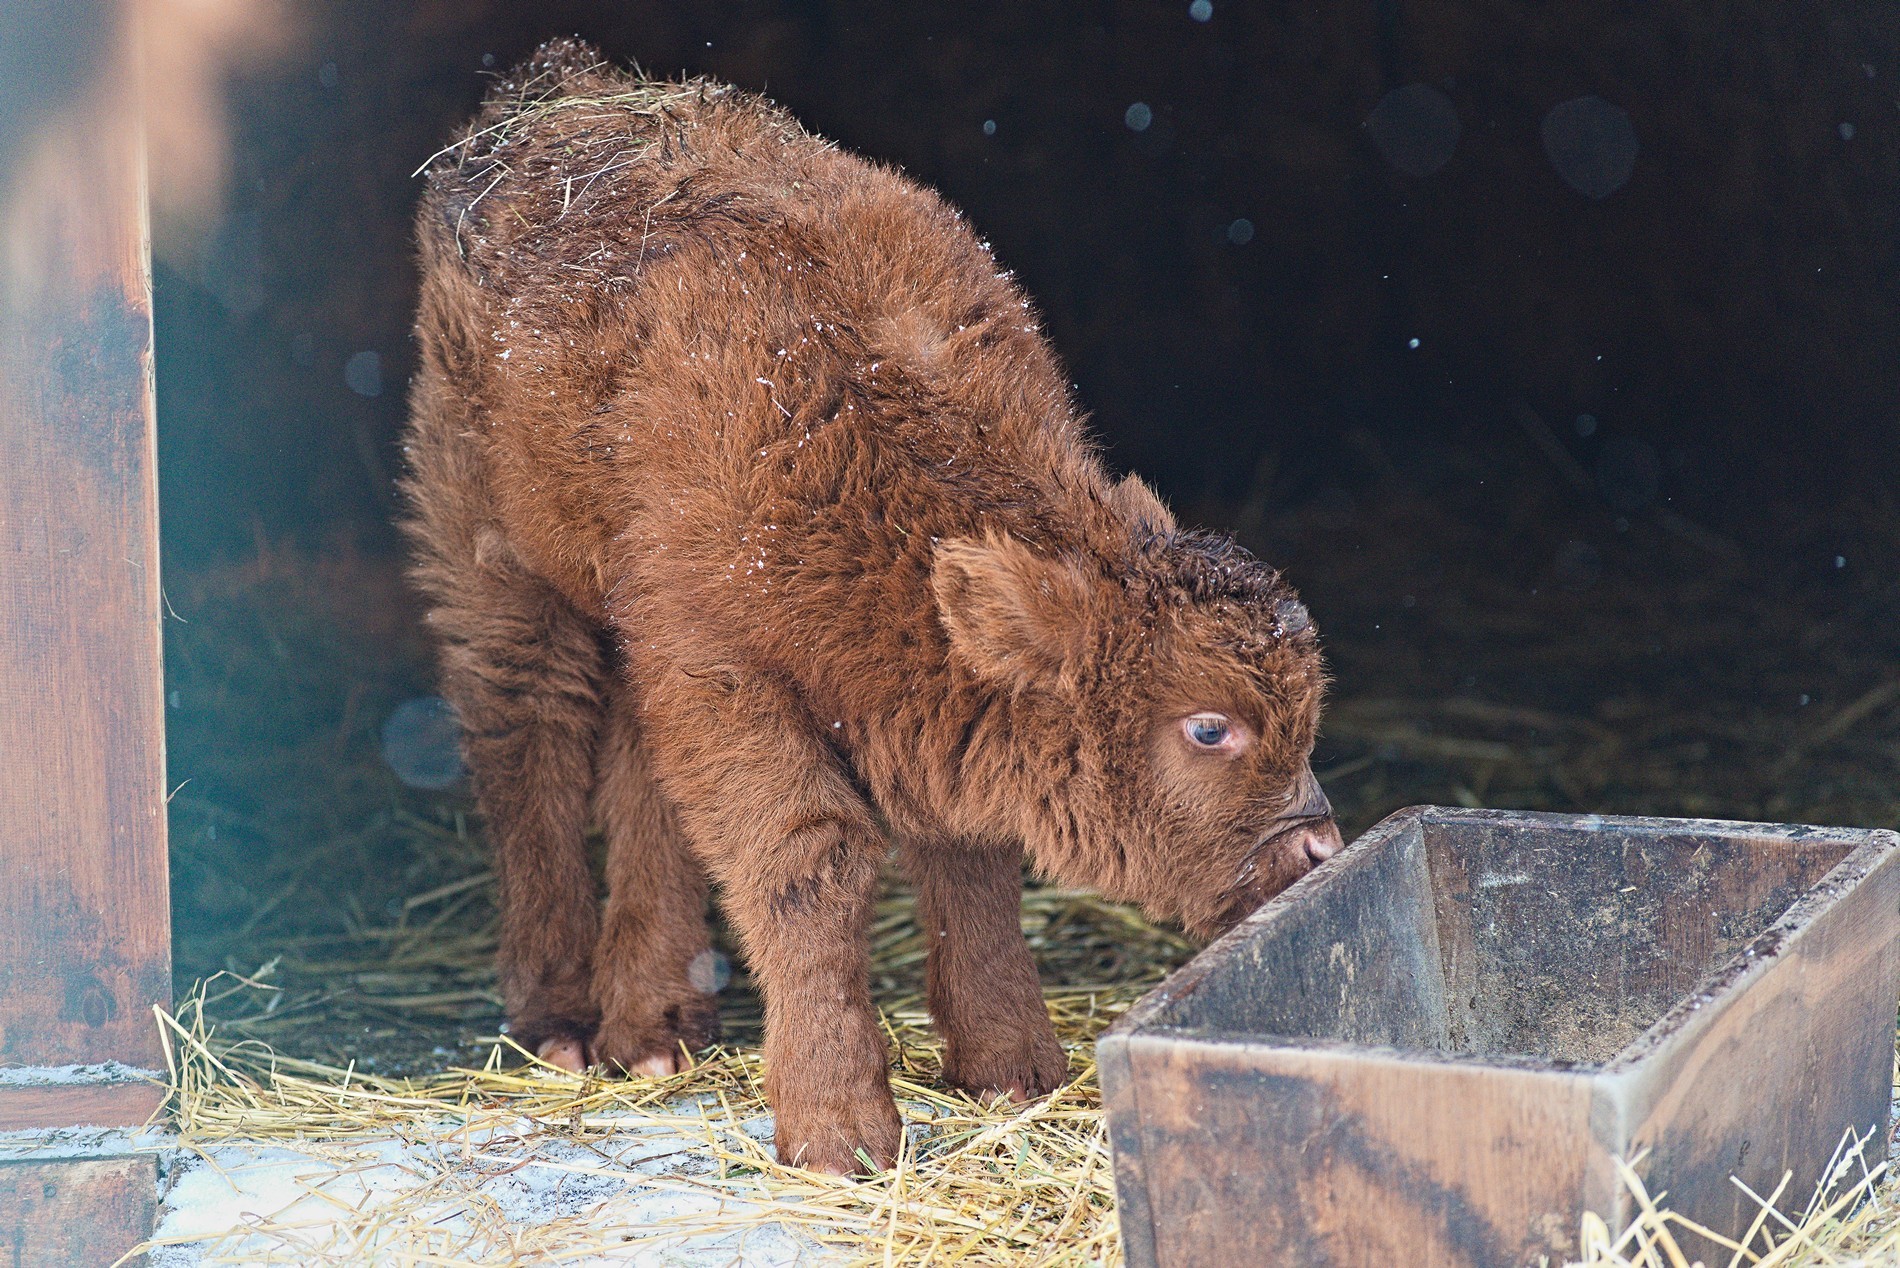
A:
151;1;1900;1024
156;0;1900;563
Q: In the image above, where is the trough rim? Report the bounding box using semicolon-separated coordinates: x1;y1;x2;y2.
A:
1100;803;1900;1078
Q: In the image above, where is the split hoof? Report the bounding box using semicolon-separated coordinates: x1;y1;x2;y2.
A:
534;1034;589;1072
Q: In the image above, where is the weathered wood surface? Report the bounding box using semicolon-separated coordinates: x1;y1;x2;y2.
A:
1102;806;1900;1267
0;1155;158;1268
1114;1034;1602;1268
0;0;171;1101
1610;826;1900;1263
0;1080;166;1133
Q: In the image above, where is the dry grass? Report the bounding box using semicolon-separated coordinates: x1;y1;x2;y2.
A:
138;886;1183;1265
1569;1125;1899;1268
134;965;1900;1266
411;57;713;181
138;866;1900;1266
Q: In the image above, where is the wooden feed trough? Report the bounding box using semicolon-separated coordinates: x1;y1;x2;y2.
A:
1100;805;1900;1268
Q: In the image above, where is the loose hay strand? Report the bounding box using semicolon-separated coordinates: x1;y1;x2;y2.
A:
1572;1140;1900;1268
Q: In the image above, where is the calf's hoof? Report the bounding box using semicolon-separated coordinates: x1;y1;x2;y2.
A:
513;1017;598;1073
592;998;720;1078
942;1029;1070;1104
536;1035;589;1072
773;1091;904;1176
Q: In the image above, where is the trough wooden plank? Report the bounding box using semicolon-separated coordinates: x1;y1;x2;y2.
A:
1104;810;1900;1267
0;0;171;1082
1118;1033;1601;1268
1612;830;1900;1264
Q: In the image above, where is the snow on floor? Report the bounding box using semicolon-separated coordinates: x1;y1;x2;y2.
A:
0;1061;165;1086
3;1111;850;1266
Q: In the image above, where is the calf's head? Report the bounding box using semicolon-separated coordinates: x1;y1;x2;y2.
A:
932;481;1341;938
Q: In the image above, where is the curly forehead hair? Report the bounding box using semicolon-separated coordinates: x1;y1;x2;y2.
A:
1137;529;1296;607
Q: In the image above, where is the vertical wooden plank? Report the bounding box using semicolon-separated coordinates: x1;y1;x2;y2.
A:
0;1156;158;1268
1098;1032;1160;1268
0;0;171;1099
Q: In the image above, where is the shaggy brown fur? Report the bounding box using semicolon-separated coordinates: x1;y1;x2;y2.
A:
402;39;1340;1175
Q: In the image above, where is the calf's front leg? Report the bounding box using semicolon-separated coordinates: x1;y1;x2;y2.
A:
641;668;901;1174
906;840;1068;1102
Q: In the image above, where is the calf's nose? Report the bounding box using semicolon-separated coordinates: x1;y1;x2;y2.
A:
1301;818;1344;865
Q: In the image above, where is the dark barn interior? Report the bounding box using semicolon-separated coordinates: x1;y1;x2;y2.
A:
152;0;1900;1074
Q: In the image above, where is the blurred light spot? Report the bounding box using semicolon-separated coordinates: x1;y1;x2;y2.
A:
688;949;732;994
381;696;464;790
1835;555;1847;568
1365;84;1461;177
1189;0;1214;20
1541;96;1638;199
1839;122;1856;140
1595;436;1661;513
1576;413;1597;437
317;60;338;88
982;119;996;136
345;349;383;397
1125;102;1154;132
1408;337;1420;349
1226;217;1254;244
481;53;495;67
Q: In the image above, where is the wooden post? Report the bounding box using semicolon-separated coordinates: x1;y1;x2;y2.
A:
0;1157;161;1265
0;0;170;1260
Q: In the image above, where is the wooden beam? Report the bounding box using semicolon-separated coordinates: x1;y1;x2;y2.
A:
0;1079;166;1133
0;0;171;1098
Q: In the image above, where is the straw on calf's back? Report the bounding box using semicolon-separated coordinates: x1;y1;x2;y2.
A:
402;38;1338;1175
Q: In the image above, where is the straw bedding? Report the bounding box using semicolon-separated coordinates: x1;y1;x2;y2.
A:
141;895;1165;1265
149;451;1900;1264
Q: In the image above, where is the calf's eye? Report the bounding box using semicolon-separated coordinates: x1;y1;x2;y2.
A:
1184;712;1233;749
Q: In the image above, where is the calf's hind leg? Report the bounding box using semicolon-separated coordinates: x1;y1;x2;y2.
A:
428;562;607;1070
590;674;720;1076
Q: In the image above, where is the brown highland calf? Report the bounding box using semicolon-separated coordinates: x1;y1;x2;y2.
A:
403;39;1342;1173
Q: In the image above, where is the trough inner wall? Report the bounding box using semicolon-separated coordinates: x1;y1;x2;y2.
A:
1421;822;1850;1063
1141;817;1851;1068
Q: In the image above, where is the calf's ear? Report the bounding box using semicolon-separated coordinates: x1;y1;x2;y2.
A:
932;534;1095;690
1105;473;1176;537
